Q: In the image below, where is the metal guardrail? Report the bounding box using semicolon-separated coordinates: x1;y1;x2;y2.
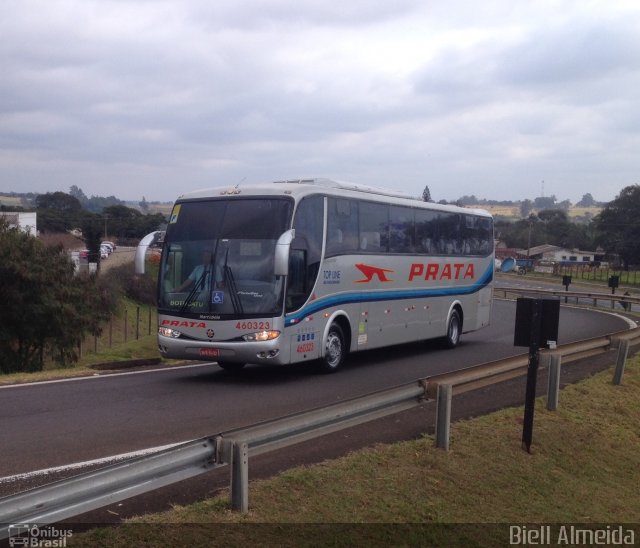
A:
0;438;219;536
495;285;640;310
1;288;639;537
426;331;640;450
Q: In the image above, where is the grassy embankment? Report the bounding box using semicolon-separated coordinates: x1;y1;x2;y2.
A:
0;297;166;386
72;356;640;547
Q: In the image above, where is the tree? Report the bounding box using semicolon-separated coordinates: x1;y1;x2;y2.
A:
457;195;479;206
533;195;556;210
538;209;573;247
520;199;533;218
495;216;540;249
577;193;595;207
84;195;125;214
0;220;117;373
102;204;165;241
36;191;84;233
36;191;83;213
422;186;433;202
69;185;89;206
495;209;594;251
593;185;640;269
81;212;104;266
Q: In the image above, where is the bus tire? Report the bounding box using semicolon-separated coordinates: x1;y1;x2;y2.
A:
320;322;347;373
442;310;461;349
217;361;246;371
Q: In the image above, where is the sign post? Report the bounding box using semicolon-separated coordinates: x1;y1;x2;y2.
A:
562;275;572;304
608;276;619;310
514;298;560;453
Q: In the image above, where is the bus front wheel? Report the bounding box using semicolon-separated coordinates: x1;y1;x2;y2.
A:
442;310;461;349
320;323;347;373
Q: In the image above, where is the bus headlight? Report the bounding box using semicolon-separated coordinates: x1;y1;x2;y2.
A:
159;326;182;338
243;330;280;342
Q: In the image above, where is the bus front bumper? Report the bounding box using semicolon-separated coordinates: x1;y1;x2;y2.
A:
158;335;286;365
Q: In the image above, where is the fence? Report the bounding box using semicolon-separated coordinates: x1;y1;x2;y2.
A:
78;305;157;358
554;264;640;286
1;288;639;537
494;285;640;312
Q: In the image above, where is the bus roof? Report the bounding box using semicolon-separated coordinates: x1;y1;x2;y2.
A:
176;178;491;218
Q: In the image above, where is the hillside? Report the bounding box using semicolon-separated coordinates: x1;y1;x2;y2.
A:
1;193;602;221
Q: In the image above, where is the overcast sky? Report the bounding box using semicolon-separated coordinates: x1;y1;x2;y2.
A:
2;1;639;204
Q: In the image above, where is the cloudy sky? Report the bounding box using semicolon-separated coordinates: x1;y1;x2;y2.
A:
1;1;639;204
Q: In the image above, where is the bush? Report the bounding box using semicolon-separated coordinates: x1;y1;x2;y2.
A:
0;221;118;373
101;262;158;305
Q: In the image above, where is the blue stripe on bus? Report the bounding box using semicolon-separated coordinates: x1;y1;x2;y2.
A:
285;264;494;327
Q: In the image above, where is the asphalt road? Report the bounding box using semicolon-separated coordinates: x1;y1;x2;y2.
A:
0;298;630;497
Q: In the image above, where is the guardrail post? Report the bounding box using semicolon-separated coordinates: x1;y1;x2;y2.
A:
546;354;561;411
613;339;630;385
435;384;452;451
231;440;249;512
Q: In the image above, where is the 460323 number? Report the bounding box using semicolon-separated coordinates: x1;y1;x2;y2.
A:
235;321;271;330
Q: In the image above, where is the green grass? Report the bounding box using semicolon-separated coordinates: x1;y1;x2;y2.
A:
0;299;180;386
71;357;640;547
0;334;169;385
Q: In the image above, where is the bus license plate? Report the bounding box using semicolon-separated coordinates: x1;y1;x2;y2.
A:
199;348;220;358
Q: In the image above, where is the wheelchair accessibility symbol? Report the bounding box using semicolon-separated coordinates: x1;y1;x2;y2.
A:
212;291;224;304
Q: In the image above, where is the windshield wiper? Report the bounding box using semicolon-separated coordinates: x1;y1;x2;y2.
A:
179;266;210;314
224;265;243;314
222;246;243;314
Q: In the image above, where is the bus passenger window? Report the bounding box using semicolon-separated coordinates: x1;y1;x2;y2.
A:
287;195;324;312
327;197;359;255
286;249;307;311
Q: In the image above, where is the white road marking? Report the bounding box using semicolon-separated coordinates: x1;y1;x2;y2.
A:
0;362;214;390
0;441;194;484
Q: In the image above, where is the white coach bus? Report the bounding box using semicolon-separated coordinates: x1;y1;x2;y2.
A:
136;178;494;372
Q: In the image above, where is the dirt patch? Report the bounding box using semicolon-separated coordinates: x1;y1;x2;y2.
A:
39;232;85;250
100;247;136;271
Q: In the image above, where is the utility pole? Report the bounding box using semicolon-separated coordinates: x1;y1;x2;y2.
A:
527;215;534;258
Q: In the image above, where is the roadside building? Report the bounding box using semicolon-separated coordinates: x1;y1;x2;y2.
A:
0;211;37;235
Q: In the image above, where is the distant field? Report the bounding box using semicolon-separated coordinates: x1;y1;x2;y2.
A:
568;206;601;217
0;195;25;207
472;205;520;217
469;205;602;219
147;203;173;215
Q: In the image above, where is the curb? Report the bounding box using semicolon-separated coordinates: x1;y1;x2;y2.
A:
88;358;162;371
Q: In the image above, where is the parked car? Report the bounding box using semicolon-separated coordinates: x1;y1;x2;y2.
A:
101;241;116;251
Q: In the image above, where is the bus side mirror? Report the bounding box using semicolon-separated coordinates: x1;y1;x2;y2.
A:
274;229;295;276
135;231;164;274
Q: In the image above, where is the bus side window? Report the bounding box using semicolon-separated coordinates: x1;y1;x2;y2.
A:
415;210;438;255
286;248;307;311
287;195;324;312
360;231;380;251
328;197;358;255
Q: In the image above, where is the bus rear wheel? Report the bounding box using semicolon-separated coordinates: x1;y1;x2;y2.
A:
442;310;461;349
320;323;347;373
217;361;246;371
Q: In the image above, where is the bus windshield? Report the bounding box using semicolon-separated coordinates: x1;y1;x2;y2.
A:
159;198;293;317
